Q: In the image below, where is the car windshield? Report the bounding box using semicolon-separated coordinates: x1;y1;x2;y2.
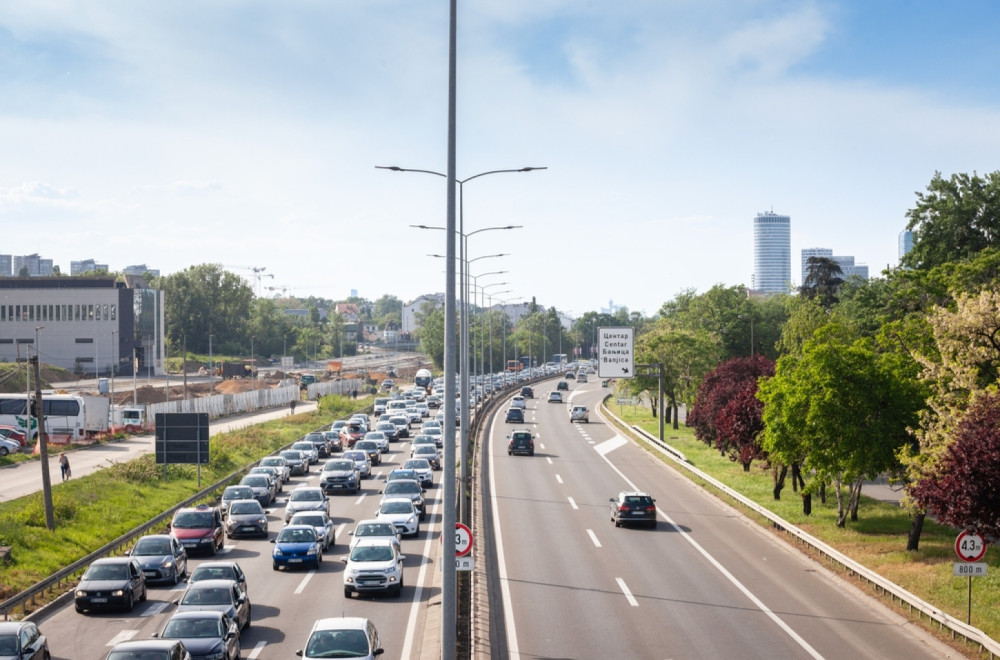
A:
376;423;395;432
294;515;325;527
291;490;322;501
306;434;324;442
386;482;419;495
351;545;394;562
356;523;395;537
356;441;376;450
0;634;19;655
381;501;413;514
343;452;365;461
414;447;436;456
277;527;316;543
366;432;385;440
405;460;430;470
223;488;252;500
189;566;236;583
133;537;172;555
107;651;170;660
306;629;369;658
325;461;354;471
261;458;282;466
173;511;214;528
293;443;314;451
281;451;302;461
163;616;223;638
242;476;268;487
230;501;261;515
183;587;231;606
424;428;442;436
84;562;127;580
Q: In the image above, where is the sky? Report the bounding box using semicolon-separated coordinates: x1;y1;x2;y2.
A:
2;1;999;319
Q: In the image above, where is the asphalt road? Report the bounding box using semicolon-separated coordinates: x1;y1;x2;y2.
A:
486;379;960;659
22;409;447;659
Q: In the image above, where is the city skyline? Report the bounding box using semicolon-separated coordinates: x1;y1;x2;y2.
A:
2;3;999;315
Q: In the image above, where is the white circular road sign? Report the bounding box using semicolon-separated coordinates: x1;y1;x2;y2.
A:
955;530;987;562
455;522;473;557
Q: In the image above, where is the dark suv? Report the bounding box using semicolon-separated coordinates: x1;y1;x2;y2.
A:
520;386;534;399
507;430;534;456
305;432;331;458
610;491;657;528
504;408;524;424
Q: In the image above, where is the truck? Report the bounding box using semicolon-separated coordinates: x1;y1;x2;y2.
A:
218;361;251;379
414;369;432;390
79;395;111;434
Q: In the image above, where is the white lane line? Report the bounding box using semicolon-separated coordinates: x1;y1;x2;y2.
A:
555;474;563;484
141;601;170;616
616;577;639;607
596;446;824;659
567;496;579;510
595;436;627;456
334;522;347;542
246;640;268;658
539;443;546;450
586;529;602;548
546;457;553;464
294;569;316;594
355;492;368;506
106;631;138;646
400;485;441;659
491;421;521;660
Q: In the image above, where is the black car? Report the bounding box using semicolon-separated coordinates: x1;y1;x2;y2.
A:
322;431;343;453
173;579;251;632
305;432;331;458
610;491;658;528
188;561;248;597
105;638;191;660
556;380;569;391
504;408;524;424
155;610;240;660
129;534;188;585
280;450;308;476
507;430;535;456
0;620;49;660
75;557;147;613
520;386;534;398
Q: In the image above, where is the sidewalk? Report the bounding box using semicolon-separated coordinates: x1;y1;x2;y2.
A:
0;401;317;504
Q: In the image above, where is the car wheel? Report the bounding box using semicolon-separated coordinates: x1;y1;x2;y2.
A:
244;606;251;629
124;592;134;612
75;603;84;614
344;587;352;598
649;520;657;529
507;450;512;455
0;447;7;456
272;563;279;571
529;451;534;456
140;584;147;602
172;570;179;586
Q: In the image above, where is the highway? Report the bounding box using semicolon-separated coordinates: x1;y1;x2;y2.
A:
486;377;960;659
26;417;445;659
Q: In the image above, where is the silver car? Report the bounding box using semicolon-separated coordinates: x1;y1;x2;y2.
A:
284;486;329;523
342;450;372;479
260;456;291;483
289;511;336;550
291;441;319;465
402;458;434;488
225;499;269;539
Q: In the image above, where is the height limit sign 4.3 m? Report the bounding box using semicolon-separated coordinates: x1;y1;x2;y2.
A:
598;327;634;379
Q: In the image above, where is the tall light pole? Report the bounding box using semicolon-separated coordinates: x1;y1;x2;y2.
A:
483;288;511;383
738;314;755;356
496;296;522;376
111;330;118;425
379;163;544;657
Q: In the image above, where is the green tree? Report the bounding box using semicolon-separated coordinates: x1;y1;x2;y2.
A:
759;324;925;526
158;264;254;354
415;301;446;369
903;170;1000;270
800;256;844;307
373;295;403;326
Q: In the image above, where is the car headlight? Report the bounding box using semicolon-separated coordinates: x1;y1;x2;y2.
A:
161;559;174;568
273;548;284;557
407;516;416;525
75;589;85;597
306;546;318;555
257;517;267;525
111;589;125;597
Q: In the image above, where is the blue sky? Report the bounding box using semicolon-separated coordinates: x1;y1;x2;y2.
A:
1;1;998;318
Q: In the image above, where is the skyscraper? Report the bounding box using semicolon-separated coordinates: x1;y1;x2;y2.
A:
753;211;791;294
898;230;914;262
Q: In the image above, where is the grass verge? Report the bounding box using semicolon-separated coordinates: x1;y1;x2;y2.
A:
0;394;370;604
605;401;1000;645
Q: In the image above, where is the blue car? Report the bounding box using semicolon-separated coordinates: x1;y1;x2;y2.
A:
271;524;323;571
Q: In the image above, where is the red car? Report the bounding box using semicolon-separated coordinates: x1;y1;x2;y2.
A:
339;423;365;448
0;425;27;447
170;504;225;555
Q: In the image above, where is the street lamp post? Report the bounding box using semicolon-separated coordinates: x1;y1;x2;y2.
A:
111;330;118;427
479;284;510;388
738;314;755;356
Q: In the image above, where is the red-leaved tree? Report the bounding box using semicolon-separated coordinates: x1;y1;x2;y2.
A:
715;383;766;471
910;391;1000;538
689;355;774;457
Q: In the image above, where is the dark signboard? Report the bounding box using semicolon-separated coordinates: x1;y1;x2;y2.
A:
155;412;210;465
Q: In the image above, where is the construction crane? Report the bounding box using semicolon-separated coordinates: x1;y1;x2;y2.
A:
220;264;275;296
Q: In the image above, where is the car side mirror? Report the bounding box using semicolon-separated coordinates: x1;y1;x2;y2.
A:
609;498;615;502
270;539;276;544
399;555;407;561
340;557;348;564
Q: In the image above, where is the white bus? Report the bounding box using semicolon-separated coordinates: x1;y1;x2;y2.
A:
0;394;89;443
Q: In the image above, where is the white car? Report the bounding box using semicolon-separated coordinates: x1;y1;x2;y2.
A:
0;435;20;456
570;405;590;423
510;395;526;410
402;458;434;487
375;497;420;537
348;519;401;551
342;538;406;598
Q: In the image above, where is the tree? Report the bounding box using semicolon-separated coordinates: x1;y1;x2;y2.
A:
158;264;254;354
903;170;1000;270
688;355;774;468
373;294;403;326
415;301;446;369
760;325;924;525
632;318;721;428
716;384;767;472
800;256;844;307
910;391;1000;538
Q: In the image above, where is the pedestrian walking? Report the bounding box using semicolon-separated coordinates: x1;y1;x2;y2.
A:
59;453;71;481
290;398;297;415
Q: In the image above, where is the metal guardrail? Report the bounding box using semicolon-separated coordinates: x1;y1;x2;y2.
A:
603;403;1000;658
0;402;365;622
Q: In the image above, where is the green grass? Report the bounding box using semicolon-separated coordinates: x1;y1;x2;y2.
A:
606;401;1000;644
0;394;369;607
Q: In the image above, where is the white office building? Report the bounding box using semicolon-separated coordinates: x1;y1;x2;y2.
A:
753;212;791;294
0;275;165;376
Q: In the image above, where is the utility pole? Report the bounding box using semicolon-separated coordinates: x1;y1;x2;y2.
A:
32;356;55;531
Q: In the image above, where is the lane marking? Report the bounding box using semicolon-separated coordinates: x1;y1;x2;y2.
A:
334;522;346;541
247;640;268;658
491;420;521;659
596;446;824;659
142;601;170;616
586;529;602;548
106;630;138;646
546;457;553;464
400;483;441;659
594;436;627;456
294;569;316;594
616;577;639;607
555;474;563;484
354;492;368;506
567;496;578;510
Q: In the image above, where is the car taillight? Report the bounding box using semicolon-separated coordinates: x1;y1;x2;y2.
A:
618;505;630;512
646;506;656;512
